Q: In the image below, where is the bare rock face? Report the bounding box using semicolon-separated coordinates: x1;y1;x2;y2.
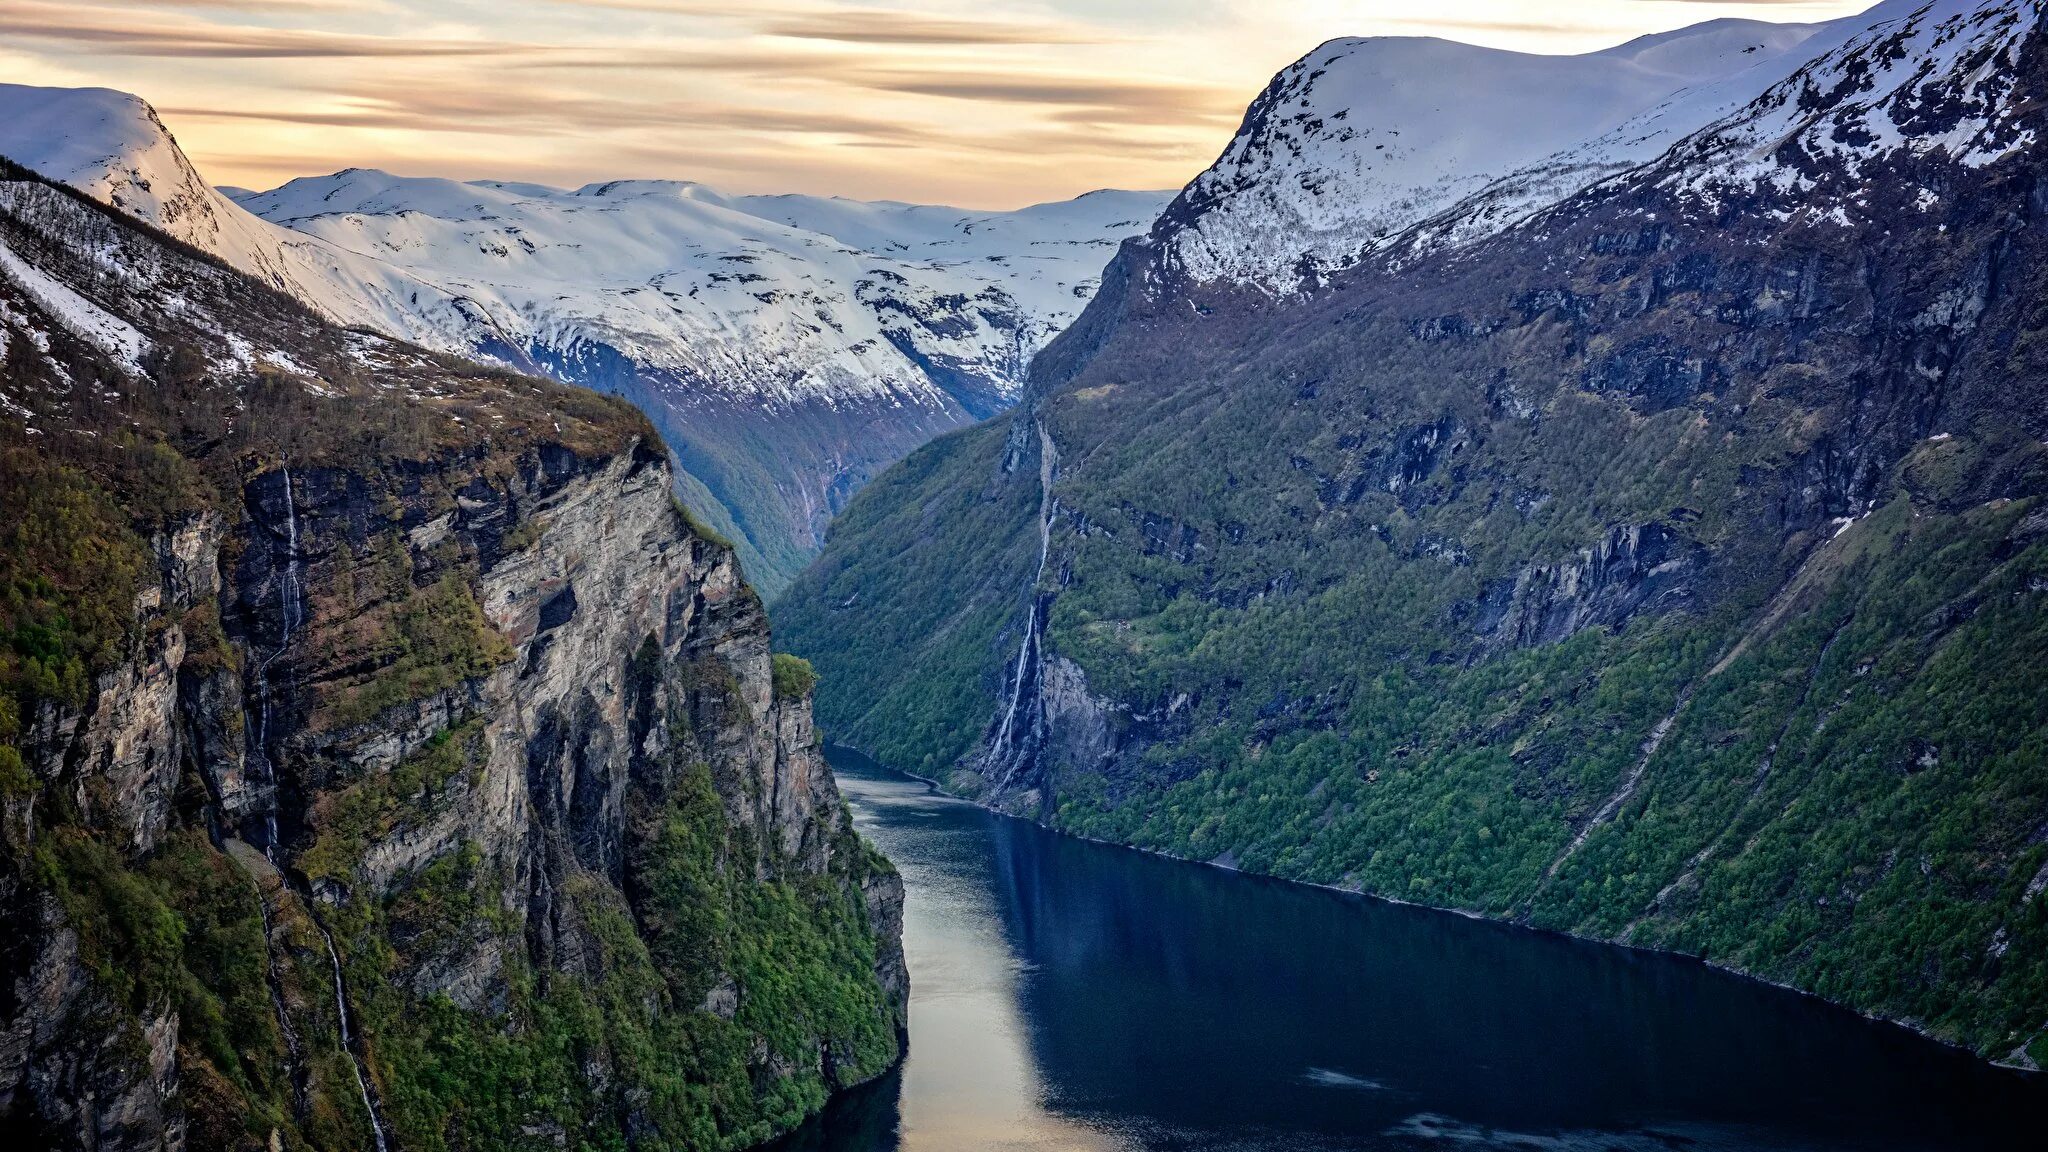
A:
1473;521;1708;653
2;440;905;1152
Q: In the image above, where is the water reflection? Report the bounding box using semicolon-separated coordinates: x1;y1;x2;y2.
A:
780;748;2047;1151
802;766;1115;1151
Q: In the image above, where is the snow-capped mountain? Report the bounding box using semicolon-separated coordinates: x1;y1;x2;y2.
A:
0;83;497;353
231;171;1164;419
1649;0;2038;217
227;171;1167;587
0;81;1168;590
1155;18;1826;289
1154;0;2010;291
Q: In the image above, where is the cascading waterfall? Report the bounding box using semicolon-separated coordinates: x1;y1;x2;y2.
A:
318;918;390;1152
249;461;304;860
245;874;305;1117
987;420;1059;785
236;461;388;1147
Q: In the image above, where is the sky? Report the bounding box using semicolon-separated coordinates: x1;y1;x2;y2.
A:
0;0;1879;208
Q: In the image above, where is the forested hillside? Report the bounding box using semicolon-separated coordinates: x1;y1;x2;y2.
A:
779;0;2048;1064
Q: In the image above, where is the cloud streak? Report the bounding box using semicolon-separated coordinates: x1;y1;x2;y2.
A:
0;0;1880;208
66;0;385;10
762;10;1104;45
537;0;1107;43
0;2;526;57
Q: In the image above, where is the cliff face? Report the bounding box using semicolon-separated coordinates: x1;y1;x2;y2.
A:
778;1;2048;1064
0;159;902;1151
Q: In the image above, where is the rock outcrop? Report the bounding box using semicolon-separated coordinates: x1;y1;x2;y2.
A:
0;154;902;1151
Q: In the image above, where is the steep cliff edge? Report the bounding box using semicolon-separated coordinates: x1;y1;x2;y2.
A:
0;158;903;1151
779;0;2048;1065
0;83;1170;595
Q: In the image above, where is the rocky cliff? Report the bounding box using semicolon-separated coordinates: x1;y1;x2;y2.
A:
0;157;903;1151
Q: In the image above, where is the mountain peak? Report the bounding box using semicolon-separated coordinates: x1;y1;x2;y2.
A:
0;87;531;355
1649;0;2041;218
1152;12;1841;291
0;82;217;241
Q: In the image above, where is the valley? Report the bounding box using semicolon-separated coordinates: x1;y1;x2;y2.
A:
778;0;2048;1070
5;0;2048;1148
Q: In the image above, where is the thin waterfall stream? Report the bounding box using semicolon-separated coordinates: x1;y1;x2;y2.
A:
249;460;304;860
242;460;391;1150
987;419;1059;784
319;917;390;1152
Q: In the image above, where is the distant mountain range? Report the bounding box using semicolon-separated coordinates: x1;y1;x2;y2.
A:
0;82;1169;590
778;0;2048;1066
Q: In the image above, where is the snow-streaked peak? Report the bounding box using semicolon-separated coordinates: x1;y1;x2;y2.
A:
0;84;495;352
1650;0;2041;219
233;169;1170;411
1157;18;1830;290
0;85;261;261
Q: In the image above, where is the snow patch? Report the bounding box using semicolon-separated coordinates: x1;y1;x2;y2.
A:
0;235;147;368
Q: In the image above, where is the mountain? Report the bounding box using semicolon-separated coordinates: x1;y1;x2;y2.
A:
0;83;1169;593
227;173;1168;592
0;84;500;356
778;0;2048;1065
0;154;904;1150
1159;16;1833;290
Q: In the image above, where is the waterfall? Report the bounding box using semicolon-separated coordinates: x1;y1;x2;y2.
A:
318;919;390;1152
242;867;307;1119
235;462;386;1148
278;462;304;643
987;420;1059;784
249;461;303;860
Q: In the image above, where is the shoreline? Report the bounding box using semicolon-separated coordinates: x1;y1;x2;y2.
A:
829;744;2045;1079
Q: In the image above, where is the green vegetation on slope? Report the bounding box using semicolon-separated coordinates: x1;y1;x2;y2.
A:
776;417;1041;774
772;653;819;701
778;132;2048;1062
309;751;898;1152
0;449;154;794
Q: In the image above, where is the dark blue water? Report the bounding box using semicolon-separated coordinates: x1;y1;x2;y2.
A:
779;748;2048;1152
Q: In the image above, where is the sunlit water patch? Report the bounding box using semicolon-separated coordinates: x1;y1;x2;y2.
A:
775;749;2047;1152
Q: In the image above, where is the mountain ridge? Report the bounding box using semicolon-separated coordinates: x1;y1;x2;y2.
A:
1152;14;1835;290
0;82;1171;591
778;0;2048;1066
